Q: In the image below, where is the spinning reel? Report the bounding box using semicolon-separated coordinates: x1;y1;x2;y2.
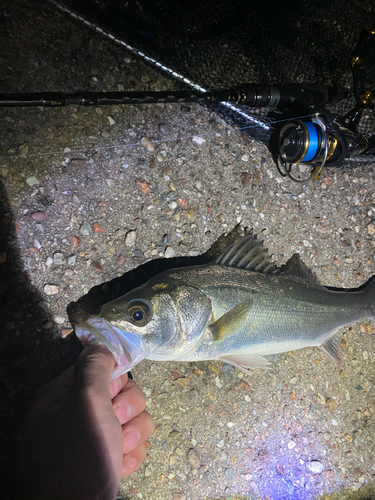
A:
270;106;370;182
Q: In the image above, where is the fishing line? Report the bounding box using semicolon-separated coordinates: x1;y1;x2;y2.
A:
0;114;315;162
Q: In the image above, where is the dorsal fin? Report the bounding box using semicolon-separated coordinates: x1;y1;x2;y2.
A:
276;253;318;283
213;233;277;274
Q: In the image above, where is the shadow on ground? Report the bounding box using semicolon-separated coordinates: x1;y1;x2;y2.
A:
0;186;242;499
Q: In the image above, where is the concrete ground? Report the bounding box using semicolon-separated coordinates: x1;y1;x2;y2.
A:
0;1;375;499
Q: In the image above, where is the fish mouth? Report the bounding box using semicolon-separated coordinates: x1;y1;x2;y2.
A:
75;317;146;380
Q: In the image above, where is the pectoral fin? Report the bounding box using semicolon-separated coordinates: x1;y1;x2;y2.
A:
210;299;253;341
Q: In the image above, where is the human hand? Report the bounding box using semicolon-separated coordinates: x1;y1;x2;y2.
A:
18;344;155;500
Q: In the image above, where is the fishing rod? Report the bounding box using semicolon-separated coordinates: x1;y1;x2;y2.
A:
0;83;346;108
1;82;373;182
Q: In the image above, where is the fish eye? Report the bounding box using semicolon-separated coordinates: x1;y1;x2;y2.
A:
128;303;150;326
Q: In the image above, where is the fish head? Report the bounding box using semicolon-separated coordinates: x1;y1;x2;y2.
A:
75;276;212;379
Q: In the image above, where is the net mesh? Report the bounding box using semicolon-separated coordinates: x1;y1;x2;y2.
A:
53;0;375;145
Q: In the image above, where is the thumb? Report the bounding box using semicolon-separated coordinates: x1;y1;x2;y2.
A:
74;344;116;395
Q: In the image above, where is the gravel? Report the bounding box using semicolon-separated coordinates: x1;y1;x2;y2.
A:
1;1;375;499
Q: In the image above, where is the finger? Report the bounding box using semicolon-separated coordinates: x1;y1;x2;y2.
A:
122;444;148;477
108;373;128;400
112;379;146;425
74;344;115;394
122;411;155;454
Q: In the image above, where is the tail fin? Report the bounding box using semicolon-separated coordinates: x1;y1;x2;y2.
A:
362;274;375;319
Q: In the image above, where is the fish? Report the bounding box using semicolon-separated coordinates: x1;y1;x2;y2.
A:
75;232;375;379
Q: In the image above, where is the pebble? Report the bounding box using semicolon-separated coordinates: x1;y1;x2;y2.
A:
0;165;9;177
225;468;234;478
53;314;65;324
241;154;249;161
107;116;115;126
67;255;76;265
240;172;251;187
125;230;136;246
187;449;200;469
158;123;173;135
80;221;92;235
217;440;224;448
169;430;180;439
92;261;103;272
288;440;296;449
353;430;364;446
32;211;46;221
116;254;125;267
136;179;150;194
94;223;105;233
45;257;53;267
69;235;81;251
175;377;189;388
144;465;153;477
156;154;164;162
325;397;337;410
106;178;116;189
26;176;39;186
368;224;375;235
44;284;58;295
215;376;222;389
317;393;326;405
164;246;175;258
185;208;197;221
241;473;252;481
306;460;324;474
53;251;65;265
141;136;155;153
62;269;74;279
192;136;206;145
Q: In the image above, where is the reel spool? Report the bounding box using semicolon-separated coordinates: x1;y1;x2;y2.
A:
273;111;368;182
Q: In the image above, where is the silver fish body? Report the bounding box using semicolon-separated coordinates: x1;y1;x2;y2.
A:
75;233;375;378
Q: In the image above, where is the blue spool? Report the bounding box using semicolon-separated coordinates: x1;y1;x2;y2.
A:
301;121;321;162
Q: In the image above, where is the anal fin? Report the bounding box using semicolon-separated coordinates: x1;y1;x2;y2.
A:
218;353;272;375
319;330;342;365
